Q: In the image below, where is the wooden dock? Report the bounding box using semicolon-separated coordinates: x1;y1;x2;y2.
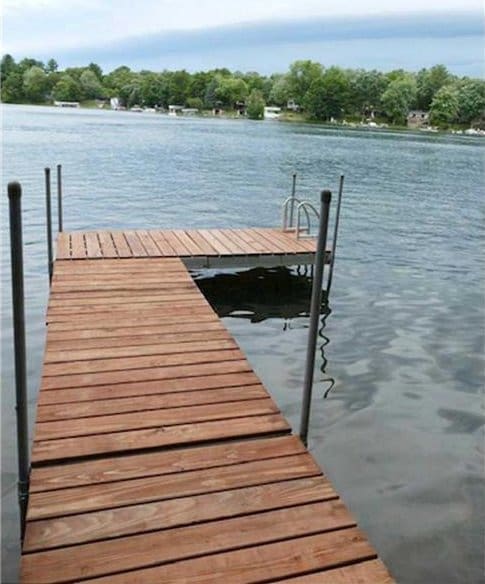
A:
21;229;394;583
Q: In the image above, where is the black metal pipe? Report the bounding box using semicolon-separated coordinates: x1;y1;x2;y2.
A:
56;164;63;232
299;189;332;446
45;168;53;283
327;175;344;295
7;181;30;542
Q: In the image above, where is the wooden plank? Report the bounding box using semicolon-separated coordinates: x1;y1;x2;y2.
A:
24;477;338;551
208;229;245;254
39;360;253;392
45;320;224;343
31;413;290;464
84;232;103;258
110;232;133;258
29;435;305;491
55;233;71;260
44;338;237;365
48;292;198;308
197;229;233;255
69;232;86;259
147;230;177;256
171;230;205;256
21;527;375;584
21;502;357;583
46;305;214;324
123;231;148;256
27;452;316;519
38;370;258;405
46;313;220;334
45;327;228;351
184;230;219;255
135;230;163;256
97;231;118;258
278;559;394;583
229;228;269;253
34;398;278;441
36;385;269;422
47;299;205;317
41;346;244;378
160;230;192;256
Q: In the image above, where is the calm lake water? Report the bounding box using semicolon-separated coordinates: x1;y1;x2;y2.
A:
1;104;484;583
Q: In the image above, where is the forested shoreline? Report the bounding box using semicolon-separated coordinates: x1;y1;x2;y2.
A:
1;54;484;127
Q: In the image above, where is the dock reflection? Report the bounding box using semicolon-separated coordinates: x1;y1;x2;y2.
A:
193;266;335;398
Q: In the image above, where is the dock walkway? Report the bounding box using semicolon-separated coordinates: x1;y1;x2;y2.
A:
21;230;394;583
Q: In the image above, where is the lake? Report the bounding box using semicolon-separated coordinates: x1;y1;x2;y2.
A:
1;104;484;583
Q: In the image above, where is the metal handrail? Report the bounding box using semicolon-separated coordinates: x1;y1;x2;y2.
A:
282;195;311;231
296;201;320;239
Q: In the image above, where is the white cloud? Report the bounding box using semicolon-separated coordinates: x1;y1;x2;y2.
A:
3;0;483;55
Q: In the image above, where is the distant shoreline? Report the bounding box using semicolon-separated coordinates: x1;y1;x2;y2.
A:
3;102;483;138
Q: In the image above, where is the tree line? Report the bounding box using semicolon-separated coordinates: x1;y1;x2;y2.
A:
1;54;484;127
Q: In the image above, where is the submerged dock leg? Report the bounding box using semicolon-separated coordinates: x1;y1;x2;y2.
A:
300;189;332;446
7;182;30;542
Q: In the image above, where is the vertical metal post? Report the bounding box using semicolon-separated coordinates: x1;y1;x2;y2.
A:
326;175;344;295
299;190;332;446
45;167;53;283
56;164;63;232
289;172;297;228
7;182;30;542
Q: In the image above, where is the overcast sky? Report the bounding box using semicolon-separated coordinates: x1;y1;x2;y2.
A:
3;0;484;75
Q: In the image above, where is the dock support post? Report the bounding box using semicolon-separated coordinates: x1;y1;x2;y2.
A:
45;167;54;283
299;189;332;446
56;164;63;232
326;175;344;295
7;182;30;542
289;172;297;228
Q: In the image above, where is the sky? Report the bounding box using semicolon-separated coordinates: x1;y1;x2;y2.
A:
2;0;484;76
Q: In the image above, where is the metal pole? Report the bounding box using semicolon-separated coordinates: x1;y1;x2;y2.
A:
299;189;332;446
7;182;30;542
45;167;53;283
326;175;344;295
289;172;297;228
56;164;63;232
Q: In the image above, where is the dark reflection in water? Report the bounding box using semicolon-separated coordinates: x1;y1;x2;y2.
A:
193;266;336;398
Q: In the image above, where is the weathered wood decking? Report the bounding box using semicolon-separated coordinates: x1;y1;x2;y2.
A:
21;230;394;583
56;228;320;268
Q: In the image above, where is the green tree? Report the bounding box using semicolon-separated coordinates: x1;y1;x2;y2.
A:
429;85;459;127
87;62;103;80
1;72;24;102
268;75;290;106
53;74;81;101
416;65;452;110
186;97;203;109
167;70;191;104
46;58;58;73
23;66;49;102
286;60;323;105
247;89;265;120
1;54;17;84
215;77;248;106
304;67;351;120
456;78;485;125
80;69;104;99
350;69;389;117
381;77;417;124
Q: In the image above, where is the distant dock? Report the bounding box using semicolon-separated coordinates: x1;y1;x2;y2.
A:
19;227;394;583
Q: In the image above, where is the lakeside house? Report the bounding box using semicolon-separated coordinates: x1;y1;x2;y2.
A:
287;99;300;112
407;110;429;128
168;104;184;116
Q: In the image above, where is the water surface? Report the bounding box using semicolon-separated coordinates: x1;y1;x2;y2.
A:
2;105;484;583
